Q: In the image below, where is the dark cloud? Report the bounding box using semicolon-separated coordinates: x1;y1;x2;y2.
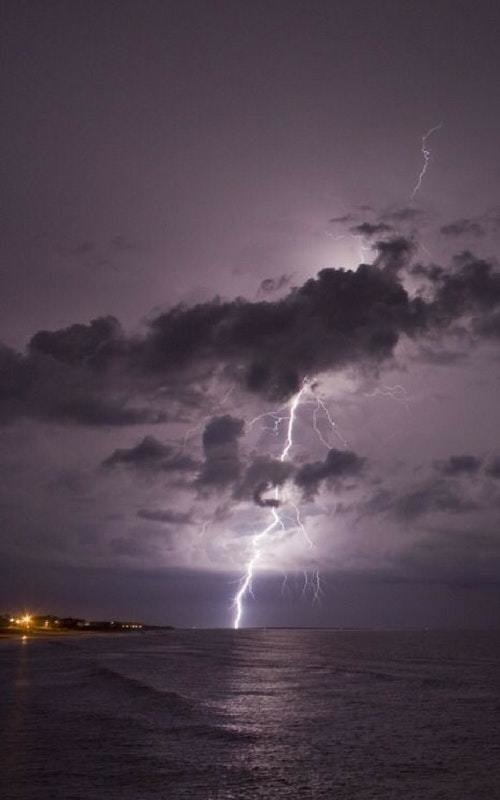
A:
295;448;366;499
434;454;482;476
0;342;163;426
431;254;500;318
252;491;280;508
2;244;500;424
258;275;291;294
234;456;294;506
440;219;485;237
46;396;164;427
485;458;500;479
29;316;123;369
137;508;192;524
202;415;244;448
196;415;244;488
103;436;197;472
373;236;416;275
364;480;478;521
0;317;163;427
472;310;500;339
410;253;500;340
140;249;429;400
350;222;394;237
410;263;445;282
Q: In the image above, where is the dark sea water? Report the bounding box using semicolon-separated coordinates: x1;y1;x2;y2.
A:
1;630;500;799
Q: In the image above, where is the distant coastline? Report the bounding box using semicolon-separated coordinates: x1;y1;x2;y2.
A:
0;612;174;638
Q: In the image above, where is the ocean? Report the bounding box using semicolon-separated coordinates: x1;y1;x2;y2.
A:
1;629;500;799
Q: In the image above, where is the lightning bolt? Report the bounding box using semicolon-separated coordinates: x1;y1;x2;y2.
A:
232;380;309;629
232;378;345;628
312;569;323;603
312;395;348;448
411;122;443;198
290;500;314;549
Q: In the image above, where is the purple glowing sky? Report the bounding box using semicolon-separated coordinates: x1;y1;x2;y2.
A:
1;0;500;627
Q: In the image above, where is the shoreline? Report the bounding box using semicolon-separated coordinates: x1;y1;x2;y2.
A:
0;629;145;640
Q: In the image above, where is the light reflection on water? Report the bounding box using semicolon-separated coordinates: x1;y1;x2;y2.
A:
1;630;500;799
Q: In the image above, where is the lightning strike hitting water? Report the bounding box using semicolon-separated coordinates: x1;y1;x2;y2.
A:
232;379;342;628
232;381;310;629
411;122;443;198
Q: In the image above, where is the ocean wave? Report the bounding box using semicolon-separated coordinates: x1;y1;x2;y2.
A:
89;664;197;714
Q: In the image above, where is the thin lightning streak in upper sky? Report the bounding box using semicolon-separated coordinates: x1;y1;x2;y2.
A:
411;122;443;198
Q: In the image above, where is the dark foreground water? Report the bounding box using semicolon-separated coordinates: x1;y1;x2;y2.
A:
1;630;500;799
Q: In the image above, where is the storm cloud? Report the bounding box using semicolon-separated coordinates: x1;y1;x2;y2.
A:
235;456;295;507
137;247;500;402
258;275;291;295
485;458;500;479
196;415;245;488
2;244;500;424
103;436;197;473
440;218;485;238
350;222;394;237
295;448;366;499
364;479;479;522
0;340;164;427
434;454;483;476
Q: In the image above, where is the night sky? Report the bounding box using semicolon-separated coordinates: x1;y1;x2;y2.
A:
2;0;500;627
